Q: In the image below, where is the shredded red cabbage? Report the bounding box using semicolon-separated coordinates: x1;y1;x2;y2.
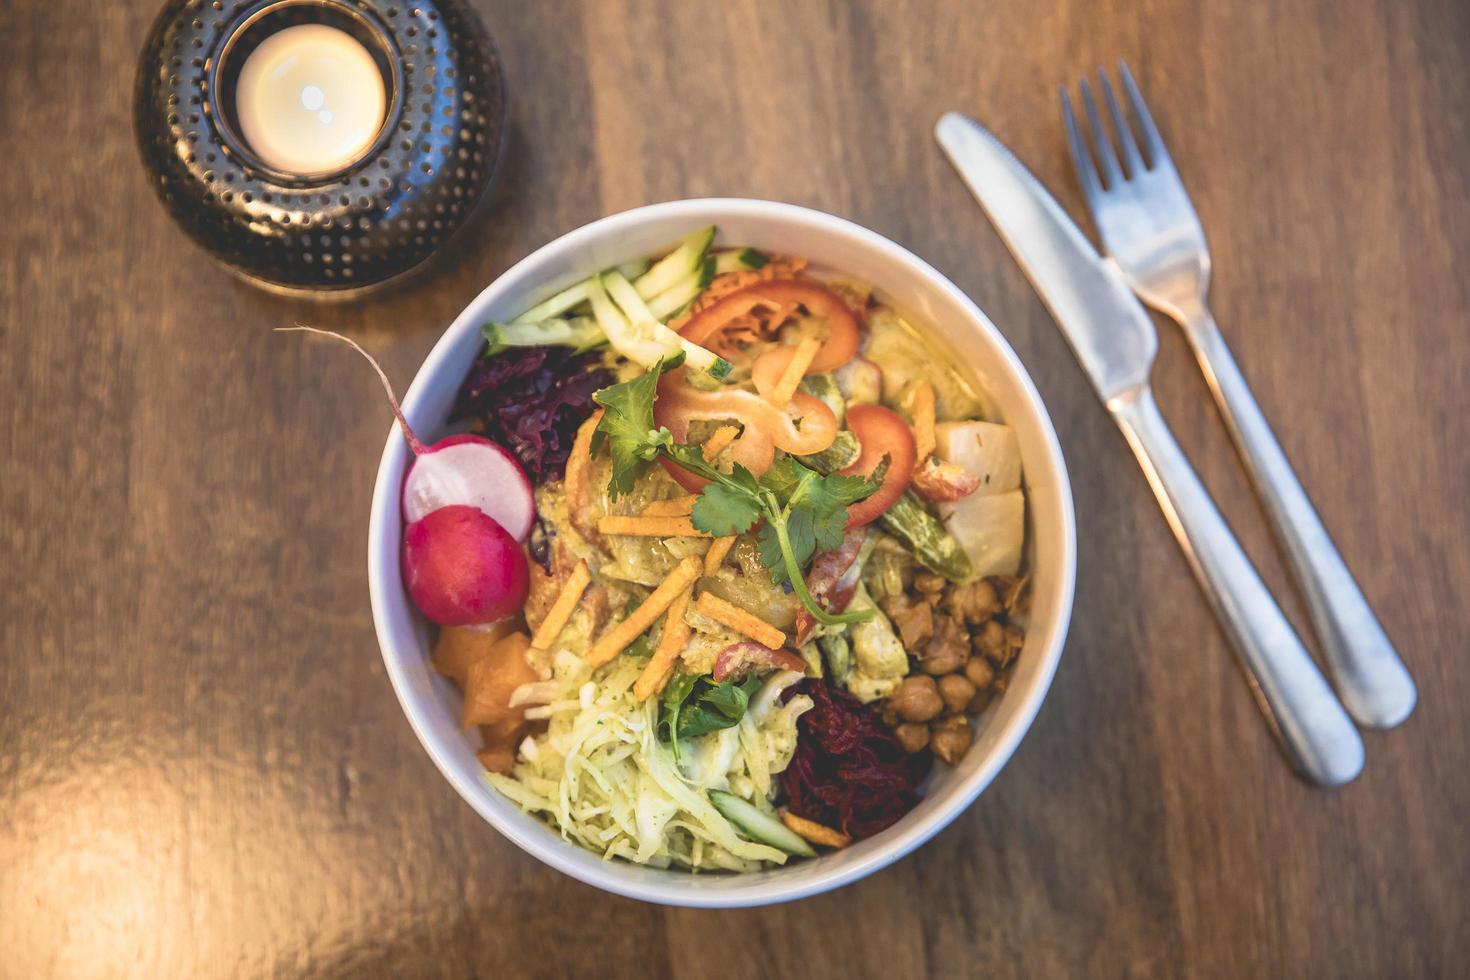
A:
451;345;612;483
780;679;931;840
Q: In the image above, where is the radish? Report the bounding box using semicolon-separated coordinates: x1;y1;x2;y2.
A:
280;326;536;540
403;505;529;625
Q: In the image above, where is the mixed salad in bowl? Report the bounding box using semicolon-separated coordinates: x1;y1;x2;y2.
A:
324;228;1032;871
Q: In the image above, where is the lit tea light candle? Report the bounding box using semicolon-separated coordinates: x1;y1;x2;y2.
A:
234;23;386;177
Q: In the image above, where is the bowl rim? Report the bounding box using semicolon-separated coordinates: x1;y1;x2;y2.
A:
368;197;1076;907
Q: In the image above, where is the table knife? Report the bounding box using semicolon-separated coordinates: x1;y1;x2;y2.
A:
935;111;1364;786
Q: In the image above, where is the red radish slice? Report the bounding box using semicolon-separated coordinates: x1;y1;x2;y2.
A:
403;505;529;626
279;326;536;540
401;433;534;540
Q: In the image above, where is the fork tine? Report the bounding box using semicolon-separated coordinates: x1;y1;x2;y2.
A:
1098;70;1145;176
1059;86;1102;210
1118;60;1166;168
1078;77;1122;189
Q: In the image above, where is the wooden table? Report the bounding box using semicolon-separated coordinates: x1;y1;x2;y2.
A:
3;1;1466;976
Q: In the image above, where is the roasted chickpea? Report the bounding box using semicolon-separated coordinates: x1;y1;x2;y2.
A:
889;675;944;723
938;673;977;714
894;722;931;753
930;715;973;764
976;619;1007;663
964;656;996;690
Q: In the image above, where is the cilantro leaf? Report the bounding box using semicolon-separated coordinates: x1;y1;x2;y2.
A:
691;481;761;536
591;355;682;498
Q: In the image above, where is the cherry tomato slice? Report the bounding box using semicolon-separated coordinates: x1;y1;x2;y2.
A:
839;405;915;527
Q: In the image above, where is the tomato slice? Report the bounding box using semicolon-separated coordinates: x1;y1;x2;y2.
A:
839;405;915;527
679;280;861;373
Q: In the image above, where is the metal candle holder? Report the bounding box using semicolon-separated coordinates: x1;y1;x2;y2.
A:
134;0;505;297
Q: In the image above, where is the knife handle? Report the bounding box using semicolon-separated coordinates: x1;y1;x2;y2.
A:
1108;386;1364;787
1180;305;1416;729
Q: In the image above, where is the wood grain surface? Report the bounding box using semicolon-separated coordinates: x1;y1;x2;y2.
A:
2;1;1467;977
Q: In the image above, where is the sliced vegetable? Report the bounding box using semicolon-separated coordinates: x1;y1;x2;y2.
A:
839;405;916;527
482;316;603;356
647;255;716;321
938;488;1025;578
402;433;536;541
594;271;731;379
934;420;1023;496
512;278;595;324
403;505;530;626
793;528;871;645
713;247;769;275
634;226;716;298
878;493;973;581
708;789;817;857
679;280;861;373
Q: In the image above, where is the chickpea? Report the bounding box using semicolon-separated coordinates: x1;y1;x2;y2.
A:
938;674;977;714
930;715;973;764
967;687;994;715
964;656;995;690
975;619;1007;663
921;644;968;676
889;675;943;723
894;723;931;754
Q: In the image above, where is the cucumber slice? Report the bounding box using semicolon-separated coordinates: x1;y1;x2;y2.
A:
713;247;769;275
615;257;652;281
708;790;817;857
634;226;716;299
511;280;593;324
482;316;602;355
601;271;730;379
647;255;716;321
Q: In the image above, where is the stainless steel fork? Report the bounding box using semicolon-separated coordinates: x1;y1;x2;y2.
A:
1061;63;1416;728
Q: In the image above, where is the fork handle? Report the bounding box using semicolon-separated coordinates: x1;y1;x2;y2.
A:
1109;386;1364;786
1178;304;1416;729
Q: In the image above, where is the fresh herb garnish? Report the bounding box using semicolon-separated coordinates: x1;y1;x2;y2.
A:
591;369;877;627
659;672;765;763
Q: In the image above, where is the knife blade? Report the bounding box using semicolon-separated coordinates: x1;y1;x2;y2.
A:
934;111;1156;404
934;110;1365;786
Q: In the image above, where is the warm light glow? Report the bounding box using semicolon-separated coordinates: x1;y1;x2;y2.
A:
235;24;386;176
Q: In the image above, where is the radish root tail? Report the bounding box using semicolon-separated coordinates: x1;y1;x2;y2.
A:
277;324;428;455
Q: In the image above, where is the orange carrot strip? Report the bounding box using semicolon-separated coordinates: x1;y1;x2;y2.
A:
585;557;702;667
695;592;785;650
529;560;591;651
702;425;740;461
780;810;852;849
597;515;712;538
704;535;736;575
633;588;693;701
641;495;698;517
764;338;823;410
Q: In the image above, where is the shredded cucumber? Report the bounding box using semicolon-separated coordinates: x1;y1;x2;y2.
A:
713;247;769;275
634;226;716;299
482;316;603;355
599;271;730;379
708;790;817;857
647;255;716;321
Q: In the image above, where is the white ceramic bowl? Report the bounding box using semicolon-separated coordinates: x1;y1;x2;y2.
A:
368;199;1076;907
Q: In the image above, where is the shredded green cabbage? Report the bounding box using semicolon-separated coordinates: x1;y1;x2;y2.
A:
485;657;812;870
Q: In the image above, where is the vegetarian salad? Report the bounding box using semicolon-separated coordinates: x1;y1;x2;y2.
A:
307;228;1030;870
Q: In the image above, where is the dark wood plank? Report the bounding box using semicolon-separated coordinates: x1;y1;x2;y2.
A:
1;0;1466;977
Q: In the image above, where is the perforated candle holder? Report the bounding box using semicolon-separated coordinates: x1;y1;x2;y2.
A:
134;0;505;297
